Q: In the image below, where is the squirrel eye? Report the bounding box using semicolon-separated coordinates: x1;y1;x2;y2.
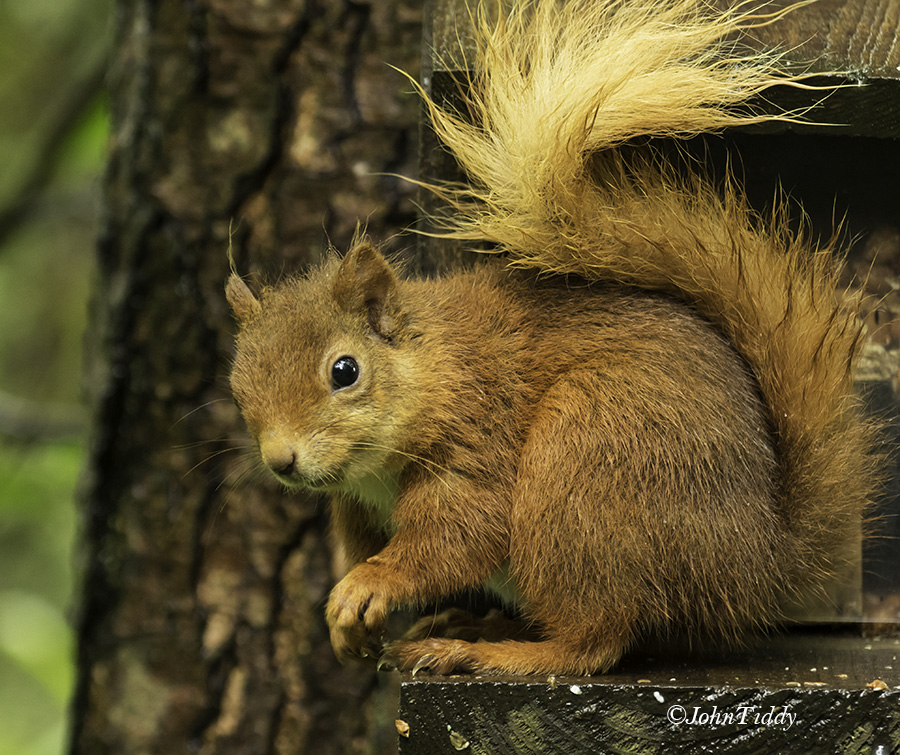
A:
331;356;359;390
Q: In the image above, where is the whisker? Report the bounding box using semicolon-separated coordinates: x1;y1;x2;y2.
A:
171;398;231;428
217;452;264;491
349;440;454;489
183;446;245;479
172;438;254;452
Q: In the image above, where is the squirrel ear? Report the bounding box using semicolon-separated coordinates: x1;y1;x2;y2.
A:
333;239;399;339
226;273;261;325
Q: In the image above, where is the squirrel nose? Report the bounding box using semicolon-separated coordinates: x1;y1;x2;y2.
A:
259;438;298;479
268;451;296;477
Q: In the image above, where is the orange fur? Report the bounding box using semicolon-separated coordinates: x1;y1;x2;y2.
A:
226;0;877;675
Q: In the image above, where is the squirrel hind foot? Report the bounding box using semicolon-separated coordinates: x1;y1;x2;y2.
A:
383;636;626;676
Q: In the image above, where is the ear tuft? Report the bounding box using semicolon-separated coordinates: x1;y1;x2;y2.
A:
226;273;261;325
333;239;399;339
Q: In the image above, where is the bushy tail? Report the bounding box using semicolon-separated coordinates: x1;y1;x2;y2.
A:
416;0;877;584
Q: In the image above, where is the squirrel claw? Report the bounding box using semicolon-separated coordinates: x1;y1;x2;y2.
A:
411;655;436;677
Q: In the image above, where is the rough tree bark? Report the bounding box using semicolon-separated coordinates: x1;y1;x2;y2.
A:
71;2;421;753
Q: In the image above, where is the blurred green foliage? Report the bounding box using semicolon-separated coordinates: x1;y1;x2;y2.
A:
0;0;112;753
0;442;79;755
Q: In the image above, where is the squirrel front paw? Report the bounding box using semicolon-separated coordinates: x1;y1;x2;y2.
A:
325;563;391;663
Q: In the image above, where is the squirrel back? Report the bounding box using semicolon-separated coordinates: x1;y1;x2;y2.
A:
227;0;878;675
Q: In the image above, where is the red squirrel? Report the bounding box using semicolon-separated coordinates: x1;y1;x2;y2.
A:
226;0;877;675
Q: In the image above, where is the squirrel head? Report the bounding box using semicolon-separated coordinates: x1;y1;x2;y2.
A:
226;239;416;491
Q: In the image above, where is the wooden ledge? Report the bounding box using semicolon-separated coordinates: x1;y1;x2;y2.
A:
397;630;900;753
427;0;900;139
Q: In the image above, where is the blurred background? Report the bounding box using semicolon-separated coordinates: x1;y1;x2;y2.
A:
0;0;111;752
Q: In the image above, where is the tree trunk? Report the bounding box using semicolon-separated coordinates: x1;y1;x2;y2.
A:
71;2;421;753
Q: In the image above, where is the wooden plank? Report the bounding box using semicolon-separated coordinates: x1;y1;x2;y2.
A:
397;631;900;754
429;0;900;79
427;0;900;138
734;0;900;79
